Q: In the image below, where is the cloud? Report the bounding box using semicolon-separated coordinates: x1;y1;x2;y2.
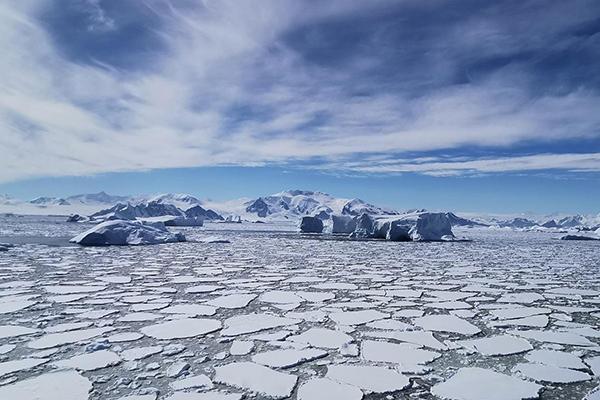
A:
0;0;599;183
314;153;600;176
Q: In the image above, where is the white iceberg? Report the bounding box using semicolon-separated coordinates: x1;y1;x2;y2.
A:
349;212;455;241
70;220;185;246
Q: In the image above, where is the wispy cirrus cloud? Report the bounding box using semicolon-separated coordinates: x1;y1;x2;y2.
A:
1;0;599;183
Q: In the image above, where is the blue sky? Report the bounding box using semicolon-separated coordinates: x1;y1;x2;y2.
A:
0;1;599;213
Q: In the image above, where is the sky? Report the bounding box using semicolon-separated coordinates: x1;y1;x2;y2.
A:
0;0;599;213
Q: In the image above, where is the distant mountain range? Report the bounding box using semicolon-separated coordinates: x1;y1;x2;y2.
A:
1;190;598;230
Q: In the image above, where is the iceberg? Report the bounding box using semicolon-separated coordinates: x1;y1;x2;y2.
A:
299;216;324;233
70;220;186;246
350;212;455;241
331;215;357;234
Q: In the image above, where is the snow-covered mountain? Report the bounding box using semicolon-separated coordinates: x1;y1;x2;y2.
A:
0;192;129;215
145;193;203;211
89;200;223;222
29;196;70;206
241;190;397;221
66;191;129;205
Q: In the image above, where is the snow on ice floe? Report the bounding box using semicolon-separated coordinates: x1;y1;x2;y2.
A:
514;362;592;383
251;348;328;368
163;392;243;400
0;324;38;339
361;340;440;369
221;313;299;336
0;358;48;377
328;309;389;325
28;327;114;349
140;318;221;339
365;330;447;350
456;335;533;355
326;364;410;393
526;349;588;370
297;378;363;400
288;328;353;349
413;314;481;335
510;329;596;346
53;349;121;371
0;370;92;400
206;293;257;309
213;362;297;399
120;345;163;361
432;367;542;400
70;220;185;246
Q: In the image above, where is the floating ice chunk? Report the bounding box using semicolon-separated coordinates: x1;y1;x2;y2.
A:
115;395;157;400
514;363;591;383
497;292;545;304
329;310;389;325
586;356;600;375
260;291;305;304
288;328;353;349
285;310;327;322
186;285;223;294
414;315;481;335
44;285;106;294
0;358;48;377
0;324;38;339
509;329;595;346
119;312;162;322
170;374;214;391
490;307;551;320
164;392;242;400
221;313;300;336
0;344;16;354
525;350;587;370
488;315;548;328
297;378;363;400
70;220;185;246
98;275;132;284
160;304;216;316
207;294;257;309
585;387;600;400
431;367;542;400
457;335;532;356
141;318;221;339
108;332;144;343
427;301;472;310
53;350;121;371
229;340;254;355
213;362;297;399
0;297;37;314
365;330;447;350
365;319;412;331
28;327;114;349
326;364;410;393
295;291;335;302
121;346;163;361
546;287;600;296
361;340;440;366
167;361;190;378
0;370;92;400
45;322;93;333
252;348;327;368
